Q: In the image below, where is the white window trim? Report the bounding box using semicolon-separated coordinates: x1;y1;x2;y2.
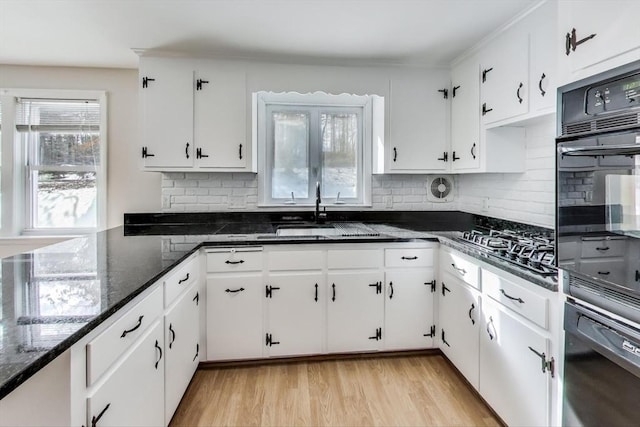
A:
255;91;378;207
0;89;107;236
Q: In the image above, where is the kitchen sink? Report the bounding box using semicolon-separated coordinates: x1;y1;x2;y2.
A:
275;224;340;237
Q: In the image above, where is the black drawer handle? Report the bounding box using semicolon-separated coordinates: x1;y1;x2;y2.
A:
538;73;546;96
451;263;466;275
225;287;245;293
468;303;476;325
597;271;610;276
178;273;190;284
500;289;524;304
389;281;394;299
595;246;609;251
401;256;418;260
225;259;245;265
91;403;111;427
154;339;162;369
169;323;176;349
120;315;144;338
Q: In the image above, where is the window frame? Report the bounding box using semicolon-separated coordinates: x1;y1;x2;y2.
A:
0;89;107;236
256;91;374;207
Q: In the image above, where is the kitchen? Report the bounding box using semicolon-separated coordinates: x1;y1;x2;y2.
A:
0;0;639;426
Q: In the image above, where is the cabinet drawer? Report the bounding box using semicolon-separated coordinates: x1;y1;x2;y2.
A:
268;250;323;270
206;248;263;272
440;249;480;290
581;238;626;258
164;255;199;307
579;259;626;285
385;248;434;268
328;249;382;269
482;270;548;329
87;286;163;386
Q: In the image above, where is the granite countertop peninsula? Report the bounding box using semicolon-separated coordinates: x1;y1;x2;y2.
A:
0;210;555;400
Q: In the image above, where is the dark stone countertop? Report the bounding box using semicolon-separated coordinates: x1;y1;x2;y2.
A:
0;211;555;400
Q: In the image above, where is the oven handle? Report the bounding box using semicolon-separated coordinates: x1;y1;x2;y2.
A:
560;144;640;157
566;302;640;376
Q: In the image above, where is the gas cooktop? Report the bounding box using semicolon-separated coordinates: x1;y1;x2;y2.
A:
456;229;557;280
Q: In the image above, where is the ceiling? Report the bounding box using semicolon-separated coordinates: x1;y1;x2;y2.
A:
0;0;537;69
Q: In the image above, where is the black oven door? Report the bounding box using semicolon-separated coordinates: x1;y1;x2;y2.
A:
563;301;640;426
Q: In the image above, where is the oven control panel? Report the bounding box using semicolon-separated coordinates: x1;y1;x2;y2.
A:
586;72;640;115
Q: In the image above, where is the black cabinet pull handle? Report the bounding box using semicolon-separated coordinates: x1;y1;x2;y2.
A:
470;143;476;159
389;281;394;299
142;76;155;88
332;283;336;302
169;323;176;349
178;273;190;284
193;292;199;305
441;329;450;347
401;256;418;260
597;271;610;276
438;88;448;99
538;73;546;96
516;82;523;104
193;343;200;362
196;148;209;159
482;67;493;83
500;288;524;304
239;144;243;160
141;147;155;158
196;79;209;90
225;259;245;264
487;316;495;340
442;283;451;296
393;147;397;162
185;142;190;159
91;403;111;427
451;263;467;275
482;103;493;116
595;246;609;251
452;151;460;161
154;339;162;369
314;283;318;302
452;85;460;97
121;315;144;338
437;151;448;162
225;287;245;293
565;28;596;55
468;303;476;325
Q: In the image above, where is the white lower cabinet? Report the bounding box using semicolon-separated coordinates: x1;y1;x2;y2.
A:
265;272;324;357
87;320;165;427
207;274;263;360
438;272;480;390
327;271;384;353
384;269;436;350
164;283;201;424
479;298;551;427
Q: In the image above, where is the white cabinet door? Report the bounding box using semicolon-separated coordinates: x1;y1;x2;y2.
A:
164;284;200;425
451;56;481;171
388;70;450;172
87;321;164;427
206;275;263;360
265;272;324;357
480;27;529;125
327;271;384;353
480;298;551;427
194;63;248;169
139;57;194;168
384;269;435;350
438;273;480;390
559;1;640;78
528;0;558;113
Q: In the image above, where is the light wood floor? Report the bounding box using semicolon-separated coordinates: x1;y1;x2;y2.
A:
170;354;501;427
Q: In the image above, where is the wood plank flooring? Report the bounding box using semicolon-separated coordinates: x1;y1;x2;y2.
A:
170;354;501;427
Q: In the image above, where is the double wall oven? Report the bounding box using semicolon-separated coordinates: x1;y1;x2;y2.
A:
557;60;640;426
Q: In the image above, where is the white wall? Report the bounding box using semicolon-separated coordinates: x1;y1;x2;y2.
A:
0;64;161;228
457;117;556;228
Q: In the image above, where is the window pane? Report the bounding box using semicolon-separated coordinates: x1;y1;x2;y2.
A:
34;171;97;228
36;132;99;166
321;112;358;198
272;112;309;199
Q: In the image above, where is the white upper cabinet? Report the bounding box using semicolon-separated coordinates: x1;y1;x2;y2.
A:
139;56;254;172
528;0;558;114
194;62;247;169
387;69;450;173
451;55;481;171
139;57;194;168
558;0;640;83
479;26;529;125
